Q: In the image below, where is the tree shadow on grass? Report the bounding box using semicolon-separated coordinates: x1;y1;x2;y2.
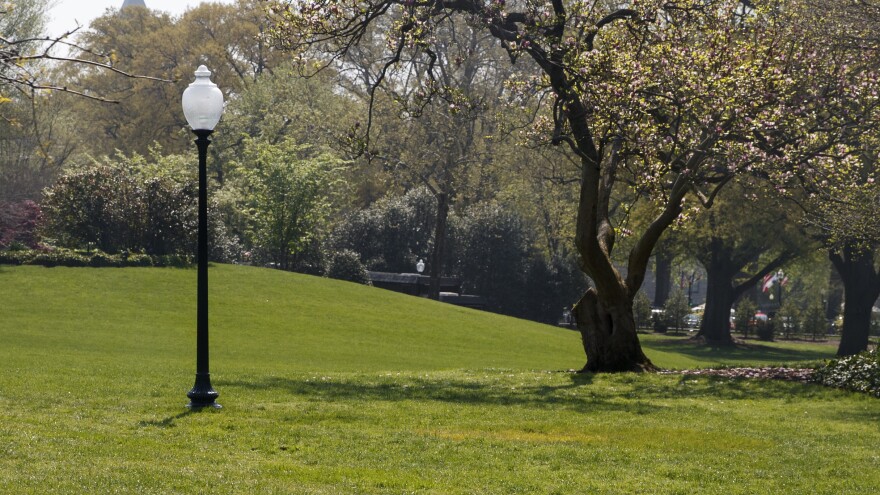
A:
646;338;833;365
216;370;832;414
214;372;649;414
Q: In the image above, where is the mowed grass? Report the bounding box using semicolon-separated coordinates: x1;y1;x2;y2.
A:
0;265;877;494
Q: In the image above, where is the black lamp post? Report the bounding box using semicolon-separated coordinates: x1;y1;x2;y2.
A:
182;65;224;409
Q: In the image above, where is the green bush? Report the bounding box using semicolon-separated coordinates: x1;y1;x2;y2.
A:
812;349;880;397
0;248;178;268
124;252;154;267
88;252;123;268
153;254;193;268
0;250;31;265
27;250;90;267
324;249;371;285
756;320;775;342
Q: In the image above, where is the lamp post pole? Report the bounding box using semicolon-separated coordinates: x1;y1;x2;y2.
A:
187;128;220;409
182;65;224;409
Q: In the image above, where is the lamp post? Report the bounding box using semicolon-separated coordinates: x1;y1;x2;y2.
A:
415;259;426;297
182;65;224;409
776;269;785;308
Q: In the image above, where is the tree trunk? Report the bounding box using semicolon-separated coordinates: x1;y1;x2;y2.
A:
653;248;673;308
429;192;449;300
825;267;844;321
697;274;737;345
830;247;880;356
573;288;656;372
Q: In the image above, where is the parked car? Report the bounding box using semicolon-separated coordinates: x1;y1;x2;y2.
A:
685;313;701;330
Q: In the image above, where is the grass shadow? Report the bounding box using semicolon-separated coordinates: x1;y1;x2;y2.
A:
646;338;833;365
137;410;196;428
215;371;643;414
218;369;839;411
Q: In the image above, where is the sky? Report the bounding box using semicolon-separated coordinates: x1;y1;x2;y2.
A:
47;0;235;37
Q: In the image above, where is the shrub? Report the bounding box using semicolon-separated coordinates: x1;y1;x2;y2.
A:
663;288;690;332
0;200;42;249
40;163;241;262
324;249;370;285
88;252;122;268
812;349;880;397
124;252;154;267
756;320;775;342
27;249;89;267
153;254;193;268
328;187;436;273
0;249;31;265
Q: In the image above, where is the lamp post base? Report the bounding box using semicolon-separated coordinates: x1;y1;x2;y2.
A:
187;373;221;409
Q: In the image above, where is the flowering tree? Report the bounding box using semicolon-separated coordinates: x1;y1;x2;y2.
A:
266;0;813;371
758;0;880;355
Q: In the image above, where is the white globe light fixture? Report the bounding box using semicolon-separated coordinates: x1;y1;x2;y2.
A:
182;65;224;131
182;65;224;409
416;259;425;274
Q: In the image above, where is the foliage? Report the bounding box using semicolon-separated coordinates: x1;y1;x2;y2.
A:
450;201;535;317
801;296;828;341
633;290;653;331
59;0;281;158
0;0;48;100
0;247;193;268
328;187;437;273
0;200;41;249
813;349;880;398
735;298;757;338
663;288;690;332
521;251;589;324
777;299;801;340
243;141;345;270
40;158;240;261
268;0;832;371
323;249;371;285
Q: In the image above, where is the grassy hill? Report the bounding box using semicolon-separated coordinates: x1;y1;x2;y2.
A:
1;265;875;494
0;263;587;373
0;263;836;373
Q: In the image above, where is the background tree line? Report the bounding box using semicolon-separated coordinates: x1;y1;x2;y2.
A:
3;0;880;367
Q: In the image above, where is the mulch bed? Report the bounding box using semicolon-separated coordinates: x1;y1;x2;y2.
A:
659;367;815;383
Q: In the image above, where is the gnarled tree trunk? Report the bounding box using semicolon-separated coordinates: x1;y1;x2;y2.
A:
573;288;654;372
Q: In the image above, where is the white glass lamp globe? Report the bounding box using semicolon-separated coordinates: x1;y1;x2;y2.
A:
416;259;425;274
182;65;224;131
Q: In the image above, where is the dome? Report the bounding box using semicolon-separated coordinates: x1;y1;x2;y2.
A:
121;0;147;9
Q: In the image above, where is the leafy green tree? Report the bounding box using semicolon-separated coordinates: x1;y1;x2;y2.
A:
681;180;807;344
245;141;345;270
450;201;537;317
61;0;281;159
734;298;757;339
328;187;437;273
633;290;653;332
664;288;690;334
801;297;828;342
777;299;801;340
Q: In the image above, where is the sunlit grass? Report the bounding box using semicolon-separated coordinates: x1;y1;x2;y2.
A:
0;265;874;494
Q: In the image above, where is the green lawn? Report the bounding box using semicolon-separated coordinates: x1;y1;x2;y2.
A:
0;265;877;494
